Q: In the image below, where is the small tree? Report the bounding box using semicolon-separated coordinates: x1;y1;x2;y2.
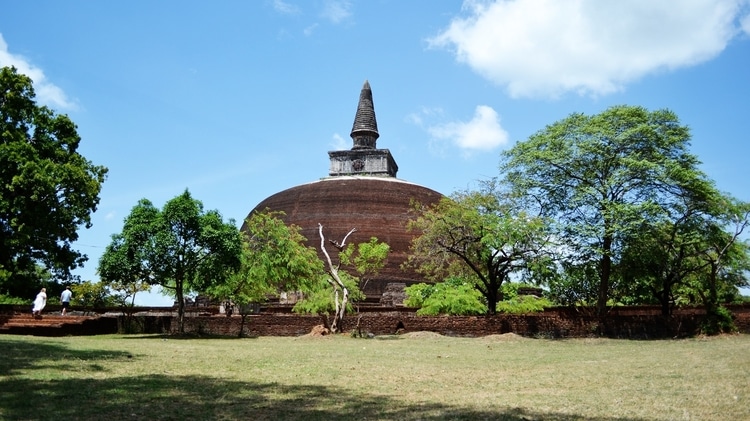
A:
404;277;486;315
99;190;242;333
293;225;388;334
691;200;750;334
340;236;389;294
206;210;324;337
406;180;550;314
71;281;115;315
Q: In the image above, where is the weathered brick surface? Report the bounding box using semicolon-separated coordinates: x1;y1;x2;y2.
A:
4;304;747;338
243;177;443;297
0;313;118;336
129;305;750;339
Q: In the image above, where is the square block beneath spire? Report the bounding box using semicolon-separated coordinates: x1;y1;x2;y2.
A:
328;149;398;177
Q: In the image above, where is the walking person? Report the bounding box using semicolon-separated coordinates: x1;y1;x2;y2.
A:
32;288;47;317
60;286;72;316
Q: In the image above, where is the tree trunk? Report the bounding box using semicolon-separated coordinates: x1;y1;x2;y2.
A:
176;280;185;334
238;314;247;338
318;224;356;334
328;274;349;334
659;293;671;317
597;234;612;317
486;277;499;315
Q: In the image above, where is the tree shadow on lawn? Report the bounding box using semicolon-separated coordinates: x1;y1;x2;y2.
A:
0;374;653;421
0;337;649;421
0;337;134;377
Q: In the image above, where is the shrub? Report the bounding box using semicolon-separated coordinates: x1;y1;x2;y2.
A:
405;277;487;316
0;294;29;305
495;295;553;314
701;306;736;335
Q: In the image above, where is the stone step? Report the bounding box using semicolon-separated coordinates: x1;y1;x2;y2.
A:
0;313;117;336
0;314;98;330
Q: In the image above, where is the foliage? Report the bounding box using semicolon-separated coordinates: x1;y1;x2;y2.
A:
0;66;108;295
0;294;28;305
100;274;152;309
406;179;550;314
98;190;242;332
700;305;737;335
71;281;117;312
500;282;533;300
292;225;387;333
340;236;390;292
207;210;324;335
292;271;364;315
495;282;554;314
501;105;709;315
617;176;750;315
404;279;552;315
0;263;58;301
495;295;552;314
404;277;487;316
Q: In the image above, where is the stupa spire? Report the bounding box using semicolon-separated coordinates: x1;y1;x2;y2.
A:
328;80;397;177
350;80;379;150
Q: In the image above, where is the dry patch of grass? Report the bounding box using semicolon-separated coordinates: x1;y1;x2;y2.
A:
0;333;748;420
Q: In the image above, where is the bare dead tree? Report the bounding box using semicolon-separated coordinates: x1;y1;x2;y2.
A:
318;223;356;333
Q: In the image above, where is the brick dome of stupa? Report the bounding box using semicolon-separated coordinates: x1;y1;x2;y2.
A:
243;81;443;298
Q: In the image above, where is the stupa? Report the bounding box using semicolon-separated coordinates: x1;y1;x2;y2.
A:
244;81;443;299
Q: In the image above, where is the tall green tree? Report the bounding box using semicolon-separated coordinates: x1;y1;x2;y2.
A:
405;180;550;315
617;177;749;316
501;105;703;315
206;209;324;336
99;190;242;332
0;66;108;296
689;198;750;333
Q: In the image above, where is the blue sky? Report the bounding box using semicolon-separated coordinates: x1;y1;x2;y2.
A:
2;1;749;305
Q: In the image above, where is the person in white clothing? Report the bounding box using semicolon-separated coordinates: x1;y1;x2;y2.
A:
32;288;47;316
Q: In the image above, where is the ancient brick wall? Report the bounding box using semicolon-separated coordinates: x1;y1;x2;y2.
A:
126;304;750;338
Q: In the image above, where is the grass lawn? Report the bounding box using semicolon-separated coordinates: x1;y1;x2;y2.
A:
0;332;747;421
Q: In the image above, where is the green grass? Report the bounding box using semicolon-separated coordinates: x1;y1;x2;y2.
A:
1;332;748;420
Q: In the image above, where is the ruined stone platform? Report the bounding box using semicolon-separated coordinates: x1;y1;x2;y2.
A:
0;313;118;336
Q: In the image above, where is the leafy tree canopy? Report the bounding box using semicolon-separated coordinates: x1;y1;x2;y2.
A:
0;66;108;295
500;105;705;315
98;190;241;332
406;179;550;314
292;225;388;333
206;209;325;314
404;277;486;316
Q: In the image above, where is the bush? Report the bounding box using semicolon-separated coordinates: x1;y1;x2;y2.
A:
701;306;736;335
0;294;29;305
495;295;553;314
405;277;487;316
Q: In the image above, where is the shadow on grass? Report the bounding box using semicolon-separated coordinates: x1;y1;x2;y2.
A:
0;337;649;421
120;333;257;340
0;337;134;377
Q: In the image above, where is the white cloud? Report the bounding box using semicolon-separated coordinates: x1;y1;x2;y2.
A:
406;106;444;127
321;0;352;24
304;23;320;37
428;105;509;153
330;133;349;150
430;0;750;98
0;34;76;110
741;11;750;34
272;0;300;15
